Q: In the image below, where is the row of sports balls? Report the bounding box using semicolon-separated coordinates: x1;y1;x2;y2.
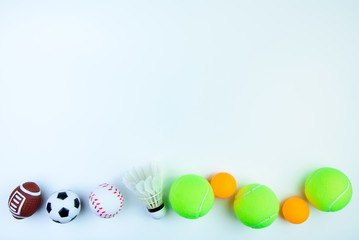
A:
8;183;124;223
8;167;352;228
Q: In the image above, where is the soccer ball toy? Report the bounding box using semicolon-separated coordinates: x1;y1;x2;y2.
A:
46;190;81;224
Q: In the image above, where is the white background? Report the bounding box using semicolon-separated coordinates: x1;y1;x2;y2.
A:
0;0;358;239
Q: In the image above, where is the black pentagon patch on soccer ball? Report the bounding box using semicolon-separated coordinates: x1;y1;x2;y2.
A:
46;203;52;213
74;198;80;208
53;220;61;224
58;208;69;218
57;192;68;200
70;215;77;222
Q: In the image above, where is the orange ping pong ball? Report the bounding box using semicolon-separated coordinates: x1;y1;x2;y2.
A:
210;172;237;198
282;197;310;224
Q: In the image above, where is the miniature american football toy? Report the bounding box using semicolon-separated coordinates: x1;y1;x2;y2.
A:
8;182;42;219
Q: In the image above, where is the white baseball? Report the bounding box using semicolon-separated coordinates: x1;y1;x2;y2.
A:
88;183;124;218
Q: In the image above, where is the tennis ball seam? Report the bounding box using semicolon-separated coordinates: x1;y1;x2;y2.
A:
170;177;184;207
197;184;210;218
328;179;351;212
250;213;278;228
305;168;324;188
234;184;262;200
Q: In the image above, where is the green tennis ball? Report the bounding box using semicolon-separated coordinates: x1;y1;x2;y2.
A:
305;167;352;212
169;174;214;219
233;184;279;229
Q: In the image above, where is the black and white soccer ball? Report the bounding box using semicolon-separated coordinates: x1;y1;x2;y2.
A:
46;190;81;224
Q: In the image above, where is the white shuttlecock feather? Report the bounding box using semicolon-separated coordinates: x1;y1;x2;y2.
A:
122;161;166;219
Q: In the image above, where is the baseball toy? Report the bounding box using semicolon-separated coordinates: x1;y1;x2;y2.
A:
210;172;237;198
305;167;352;212
282;197;309;224
8;182;42;219
233;184;279;229
89;183;124;218
46;190;81;223
169;174;214;219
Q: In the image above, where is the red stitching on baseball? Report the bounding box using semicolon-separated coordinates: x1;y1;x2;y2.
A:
91;184;124;218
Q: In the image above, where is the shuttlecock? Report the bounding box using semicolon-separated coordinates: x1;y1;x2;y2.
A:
122;161;166;219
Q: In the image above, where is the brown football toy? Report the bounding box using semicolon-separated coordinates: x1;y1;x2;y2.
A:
8;182;42;219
